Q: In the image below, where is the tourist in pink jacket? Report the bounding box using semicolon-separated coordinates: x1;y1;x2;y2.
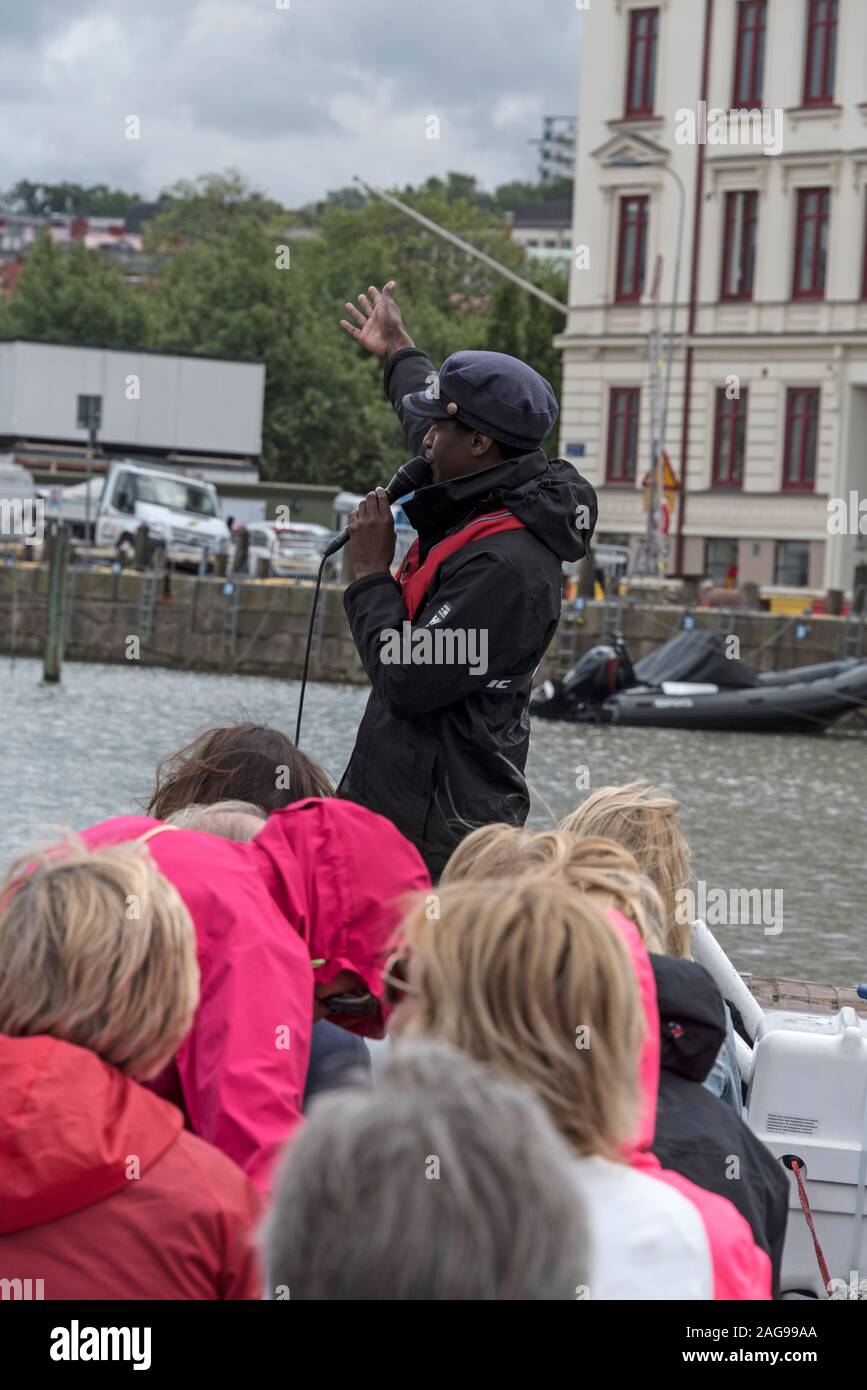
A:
81;797;430;1192
606;906;772;1301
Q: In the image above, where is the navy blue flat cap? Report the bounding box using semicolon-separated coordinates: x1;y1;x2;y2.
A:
403;350;558;450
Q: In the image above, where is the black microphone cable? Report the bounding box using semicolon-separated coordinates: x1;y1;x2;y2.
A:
294;455;430;748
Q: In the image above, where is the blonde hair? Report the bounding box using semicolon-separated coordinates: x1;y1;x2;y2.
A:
561;780;692;958
442;823;663;950
0;837;199;1079
398;878;644;1159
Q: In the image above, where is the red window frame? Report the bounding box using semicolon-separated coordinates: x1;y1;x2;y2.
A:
782;388;820;491
720;190;758;302
712;388;748;488
792;187;830;300
732;1;767;108
802;0;838;106
615;195;649;303
624;8;659;117
606;388;641;485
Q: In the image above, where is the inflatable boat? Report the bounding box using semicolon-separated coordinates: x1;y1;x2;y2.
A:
531;629;867;732
693;923;867;1299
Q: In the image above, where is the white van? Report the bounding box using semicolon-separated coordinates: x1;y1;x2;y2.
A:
96;461;229;566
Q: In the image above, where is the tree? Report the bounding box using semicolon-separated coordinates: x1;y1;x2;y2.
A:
0;168;573;484
0;233;147;348
491;177;573;214
2;180;141;217
146;169;286;249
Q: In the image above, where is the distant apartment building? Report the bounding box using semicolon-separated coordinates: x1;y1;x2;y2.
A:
507;200;574;269
0;209;156;294
559;0;867;591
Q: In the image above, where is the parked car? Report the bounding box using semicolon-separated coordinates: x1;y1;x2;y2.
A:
246;522;341;580
95;461;229;568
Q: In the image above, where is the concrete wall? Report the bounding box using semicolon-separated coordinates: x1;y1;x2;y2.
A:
1;562;862;684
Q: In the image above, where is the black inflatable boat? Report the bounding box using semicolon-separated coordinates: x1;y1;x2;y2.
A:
531;629;867;732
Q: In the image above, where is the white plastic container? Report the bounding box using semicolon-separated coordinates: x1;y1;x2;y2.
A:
745;1006;867;1298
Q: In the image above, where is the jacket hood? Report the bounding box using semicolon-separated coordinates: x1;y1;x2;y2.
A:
0;1034;181;1234
251;799;430;1035
80;804;430;1041
609;919;773;1300
404;452;597;565
650;954;726;1084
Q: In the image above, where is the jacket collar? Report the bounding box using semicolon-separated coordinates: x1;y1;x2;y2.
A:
404;451;546;549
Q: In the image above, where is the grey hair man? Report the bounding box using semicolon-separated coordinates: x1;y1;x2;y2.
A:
264;1039;592;1301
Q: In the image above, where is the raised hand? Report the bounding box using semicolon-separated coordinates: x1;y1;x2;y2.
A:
339;281;415;359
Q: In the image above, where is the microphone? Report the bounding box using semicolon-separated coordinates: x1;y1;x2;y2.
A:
323;455;431;558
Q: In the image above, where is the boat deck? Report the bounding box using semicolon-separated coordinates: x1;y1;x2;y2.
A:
744;974;867;1017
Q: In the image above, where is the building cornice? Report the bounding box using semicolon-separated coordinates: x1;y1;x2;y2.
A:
556;329;867;348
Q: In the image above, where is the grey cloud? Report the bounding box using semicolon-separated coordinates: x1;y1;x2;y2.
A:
0;0;583;204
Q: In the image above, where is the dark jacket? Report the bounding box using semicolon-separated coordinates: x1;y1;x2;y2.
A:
341;347;597;879
650;954;789;1297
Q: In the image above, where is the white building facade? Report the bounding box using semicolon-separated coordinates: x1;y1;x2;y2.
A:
558;0;867;591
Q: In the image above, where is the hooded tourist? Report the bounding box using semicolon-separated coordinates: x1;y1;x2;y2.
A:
79;796;429;1192
338;281;597;879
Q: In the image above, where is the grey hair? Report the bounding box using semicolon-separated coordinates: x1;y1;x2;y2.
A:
264;1039;591;1301
165;800;266;841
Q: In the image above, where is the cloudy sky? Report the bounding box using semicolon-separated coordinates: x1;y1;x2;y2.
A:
0;0;584;207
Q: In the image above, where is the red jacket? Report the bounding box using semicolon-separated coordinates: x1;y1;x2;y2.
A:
81;798;430;1193
0;1035;261;1300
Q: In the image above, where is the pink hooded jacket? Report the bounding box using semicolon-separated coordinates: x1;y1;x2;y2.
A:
81;798;430;1193
607;909;772;1301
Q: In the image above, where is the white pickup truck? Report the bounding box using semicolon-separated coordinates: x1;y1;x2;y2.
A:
94;461;230;566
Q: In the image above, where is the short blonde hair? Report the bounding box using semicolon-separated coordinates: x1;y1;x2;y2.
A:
398;878;644;1159
0;837;199;1079
442;824;663;950
561;780;692;958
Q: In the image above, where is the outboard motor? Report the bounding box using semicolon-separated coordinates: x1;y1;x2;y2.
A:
532;633;635;721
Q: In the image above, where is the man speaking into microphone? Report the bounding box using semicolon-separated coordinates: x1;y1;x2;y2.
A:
338;281;597;880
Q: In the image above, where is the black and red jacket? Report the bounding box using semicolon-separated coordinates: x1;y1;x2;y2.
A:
340;347;597;879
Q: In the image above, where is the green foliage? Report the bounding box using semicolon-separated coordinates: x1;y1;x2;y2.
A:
145;169;286;250
0;233;148;348
489;177;572;213
3;180;141;217
3;169;571;485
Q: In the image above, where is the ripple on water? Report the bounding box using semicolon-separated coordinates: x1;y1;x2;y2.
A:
1;658;864;984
